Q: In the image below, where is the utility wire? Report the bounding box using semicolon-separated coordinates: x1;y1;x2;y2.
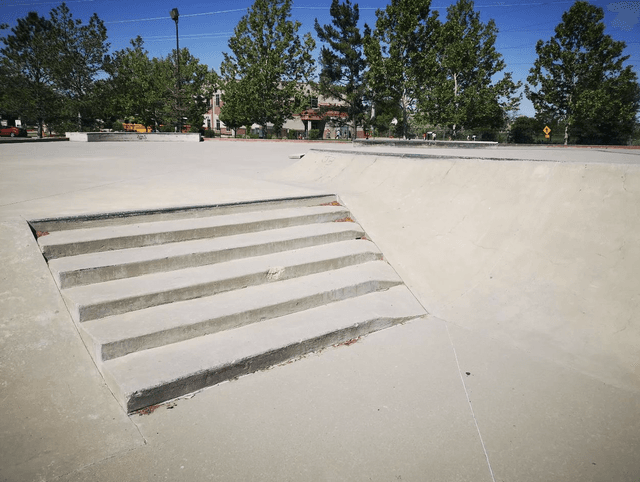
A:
105;8;247;24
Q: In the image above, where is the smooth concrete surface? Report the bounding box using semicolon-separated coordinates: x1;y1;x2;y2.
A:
275;148;640;394
2;140;640;481
0;218;144;482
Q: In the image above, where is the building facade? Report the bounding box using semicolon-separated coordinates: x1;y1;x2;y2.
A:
204;88;366;139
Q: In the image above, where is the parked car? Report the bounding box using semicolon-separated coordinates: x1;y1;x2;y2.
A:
0;126;28;137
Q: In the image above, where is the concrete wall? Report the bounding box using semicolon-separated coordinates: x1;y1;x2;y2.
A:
355;138;498;148
66;132;201;142
274;149;640;393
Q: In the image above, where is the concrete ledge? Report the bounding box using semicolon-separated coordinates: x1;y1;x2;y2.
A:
0;136;69;143
354;138;498;148
66;132;202;142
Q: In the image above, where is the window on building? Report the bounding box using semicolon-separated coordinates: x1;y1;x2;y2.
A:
310;97;318;109
215;94;220;106
216;119;221;130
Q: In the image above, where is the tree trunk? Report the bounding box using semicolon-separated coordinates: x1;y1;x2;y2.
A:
564;123;569;146
401;92;408;140
351;106;357;145
452;73;458;139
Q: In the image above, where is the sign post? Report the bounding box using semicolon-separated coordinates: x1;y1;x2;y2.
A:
543;125;551;141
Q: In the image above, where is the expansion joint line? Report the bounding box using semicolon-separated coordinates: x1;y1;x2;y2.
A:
444;322;497;482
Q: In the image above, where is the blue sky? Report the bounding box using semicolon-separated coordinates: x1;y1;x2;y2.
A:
1;0;639;116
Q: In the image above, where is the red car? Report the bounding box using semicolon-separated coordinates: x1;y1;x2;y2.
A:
0;126;28;137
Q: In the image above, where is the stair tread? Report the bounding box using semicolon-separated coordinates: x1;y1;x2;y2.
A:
104;285;426;399
29;195;337;233
39;205;349;249
63;239;381;321
82;260;401;353
49;222;364;285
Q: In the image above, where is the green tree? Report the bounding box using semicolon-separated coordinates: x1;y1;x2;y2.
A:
48;2;109;131
314;0;367;142
508;115;542;144
169;48;217;130
106;37;164;129
364;0;439;139
218;79;253;136
220;0;316;137
0;11;59;137
369;98;402;137
423;0;520;138
106;39;216;131
526;1;640;145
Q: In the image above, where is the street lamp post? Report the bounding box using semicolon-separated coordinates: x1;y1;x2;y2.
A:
170;8;181;133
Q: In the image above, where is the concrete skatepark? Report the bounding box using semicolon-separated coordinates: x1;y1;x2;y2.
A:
1;140;639;481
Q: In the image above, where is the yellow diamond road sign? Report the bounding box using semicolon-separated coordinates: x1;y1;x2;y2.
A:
543;126;551;135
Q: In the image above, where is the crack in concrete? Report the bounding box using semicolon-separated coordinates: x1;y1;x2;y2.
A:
49;445;146;482
441;161;457;182
614;315;632;335
444;321;497;482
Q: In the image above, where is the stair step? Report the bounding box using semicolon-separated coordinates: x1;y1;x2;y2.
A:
102;285;427;413
63;239;381;323
29;194;338;233
39;204;350;259
49;222;364;288
81;261;402;362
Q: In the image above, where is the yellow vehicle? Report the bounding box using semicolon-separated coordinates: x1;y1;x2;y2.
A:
122;123;150;133
121;123;193;133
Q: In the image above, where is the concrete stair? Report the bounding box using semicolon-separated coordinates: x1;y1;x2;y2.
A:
35;195;427;413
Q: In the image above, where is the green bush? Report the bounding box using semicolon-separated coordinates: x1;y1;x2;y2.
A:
203;129;216;138
111;121;124;132
308;129;320;140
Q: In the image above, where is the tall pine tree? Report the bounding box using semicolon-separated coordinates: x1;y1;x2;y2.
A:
48;3;109;131
526;1;640;145
0;12;58;137
314;0;367;141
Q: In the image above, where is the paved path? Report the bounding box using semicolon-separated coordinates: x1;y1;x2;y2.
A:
1;140;639;482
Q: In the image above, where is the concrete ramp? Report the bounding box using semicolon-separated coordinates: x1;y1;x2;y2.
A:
32;195;426;412
274;149;640;392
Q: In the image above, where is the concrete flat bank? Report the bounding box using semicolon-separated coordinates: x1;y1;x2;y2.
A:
355;137;498;148
66;132;201;142
274;148;640;393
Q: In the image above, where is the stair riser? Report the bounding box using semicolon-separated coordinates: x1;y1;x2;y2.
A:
95;279;402;361
57;228;364;288
43;211;350;259
120;315;421;413
72;251;383;322
30;195;338;233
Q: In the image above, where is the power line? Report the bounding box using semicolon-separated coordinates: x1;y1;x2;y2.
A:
105;8;247;25
112;32;233;42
